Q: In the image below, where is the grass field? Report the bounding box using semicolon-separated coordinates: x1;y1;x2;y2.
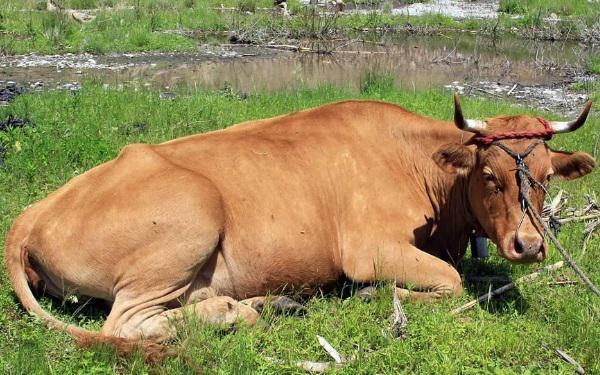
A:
0;80;598;373
499;0;599;17
1;0;598;55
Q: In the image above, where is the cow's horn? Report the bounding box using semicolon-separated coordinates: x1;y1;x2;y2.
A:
453;93;486;133
549;101;592;134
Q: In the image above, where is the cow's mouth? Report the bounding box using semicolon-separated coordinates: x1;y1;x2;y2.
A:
499;234;546;263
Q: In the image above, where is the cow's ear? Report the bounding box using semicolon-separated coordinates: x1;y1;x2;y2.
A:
433;143;475;174
550;150;596;180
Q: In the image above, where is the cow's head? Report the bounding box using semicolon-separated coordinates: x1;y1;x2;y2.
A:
433;95;595;263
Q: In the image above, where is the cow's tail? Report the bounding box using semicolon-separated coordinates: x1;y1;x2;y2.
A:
4;218;173;362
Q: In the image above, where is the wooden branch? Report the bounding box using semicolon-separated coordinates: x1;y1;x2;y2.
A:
547;280;577;286
556;349;585;374
451;261;565;314
558;213;600;224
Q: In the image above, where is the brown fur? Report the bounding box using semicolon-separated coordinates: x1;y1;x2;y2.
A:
4;99;595;358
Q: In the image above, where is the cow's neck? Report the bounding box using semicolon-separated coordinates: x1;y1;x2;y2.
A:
396;122;477;264
421;168;476;263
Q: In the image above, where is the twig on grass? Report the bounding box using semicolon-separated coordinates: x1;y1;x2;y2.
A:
556;349;585;374
451;261;565;314
316;335;344;364
557;213;600;224
547;280;577;286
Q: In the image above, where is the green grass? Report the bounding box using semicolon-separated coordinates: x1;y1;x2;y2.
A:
499;0;599;17
0;0;598;55
0;81;598;373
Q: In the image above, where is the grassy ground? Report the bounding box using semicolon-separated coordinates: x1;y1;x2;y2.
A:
0;80;598;374
499;0;598;17
0;0;598;55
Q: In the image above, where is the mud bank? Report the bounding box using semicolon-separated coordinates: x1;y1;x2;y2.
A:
0;32;595;114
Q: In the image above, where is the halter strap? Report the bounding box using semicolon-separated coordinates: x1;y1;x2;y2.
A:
473;117;555;145
489;139;550;243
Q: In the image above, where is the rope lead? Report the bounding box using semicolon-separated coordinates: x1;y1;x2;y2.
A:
490;139;600;298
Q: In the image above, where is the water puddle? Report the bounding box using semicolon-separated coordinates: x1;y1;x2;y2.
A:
0;32;594;113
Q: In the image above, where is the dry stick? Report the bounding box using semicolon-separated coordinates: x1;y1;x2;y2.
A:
507;83;518;96
547;280;578;286
451;261;565;314
557;213;600;224
525;194;600;298
556;349;585;374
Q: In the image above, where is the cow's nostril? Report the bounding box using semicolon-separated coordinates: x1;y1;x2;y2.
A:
514;237;525;254
514;236;543;257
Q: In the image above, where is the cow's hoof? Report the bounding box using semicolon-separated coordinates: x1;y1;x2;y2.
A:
271;296;307;316
356;286;377;302
241;296;306;316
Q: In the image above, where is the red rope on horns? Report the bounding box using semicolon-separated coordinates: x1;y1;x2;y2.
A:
474;117;555;145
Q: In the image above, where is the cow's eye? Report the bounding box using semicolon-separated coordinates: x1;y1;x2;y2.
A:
484;174;502;193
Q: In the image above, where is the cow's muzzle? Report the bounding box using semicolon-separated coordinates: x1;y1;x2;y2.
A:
502;233;546;263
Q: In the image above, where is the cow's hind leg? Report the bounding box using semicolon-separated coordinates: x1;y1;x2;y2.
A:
113;296;260;342
98;172;234;341
240;296;306;315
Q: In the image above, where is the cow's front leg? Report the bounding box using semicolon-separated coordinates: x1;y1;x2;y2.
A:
343;242;462;303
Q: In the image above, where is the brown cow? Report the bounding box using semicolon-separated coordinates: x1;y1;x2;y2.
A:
4;96;595;353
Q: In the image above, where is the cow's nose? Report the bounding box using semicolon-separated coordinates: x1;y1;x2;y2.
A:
514;234;543;257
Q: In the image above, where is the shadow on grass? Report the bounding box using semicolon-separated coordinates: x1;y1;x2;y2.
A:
10;289;110;328
9;257;530;330
459;257;530;315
